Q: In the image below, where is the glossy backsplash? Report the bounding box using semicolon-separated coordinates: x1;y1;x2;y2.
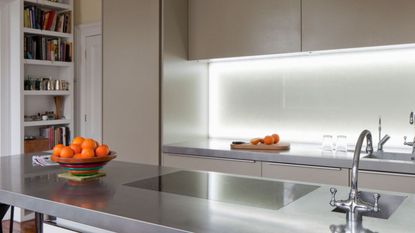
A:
209;47;415;148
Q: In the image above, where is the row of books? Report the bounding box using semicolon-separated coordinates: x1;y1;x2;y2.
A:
24;6;72;33
40;126;70;149
24;35;72;62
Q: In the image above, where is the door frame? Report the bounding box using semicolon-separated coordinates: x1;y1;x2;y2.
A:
75;22;102;140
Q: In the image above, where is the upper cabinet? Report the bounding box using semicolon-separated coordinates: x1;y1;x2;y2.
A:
302;0;415;51
188;0;301;60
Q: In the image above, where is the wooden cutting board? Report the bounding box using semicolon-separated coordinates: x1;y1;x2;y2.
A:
230;142;290;151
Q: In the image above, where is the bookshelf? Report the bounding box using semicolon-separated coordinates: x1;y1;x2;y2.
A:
23;27;72;38
9;0;74;155
23;119;71;127
24;59;73;66
24;0;72;10
24;90;70;96
2;0;74;222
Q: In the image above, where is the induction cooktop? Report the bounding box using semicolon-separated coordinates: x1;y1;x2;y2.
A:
125;170;319;210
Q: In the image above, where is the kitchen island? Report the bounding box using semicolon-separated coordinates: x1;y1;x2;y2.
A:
0;154;414;233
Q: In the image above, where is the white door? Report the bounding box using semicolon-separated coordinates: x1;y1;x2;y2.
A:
81;34;102;141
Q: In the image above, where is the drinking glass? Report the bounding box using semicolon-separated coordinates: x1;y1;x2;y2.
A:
336;135;348;152
322;135;334;151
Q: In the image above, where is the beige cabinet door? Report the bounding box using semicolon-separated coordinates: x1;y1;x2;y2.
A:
262;162;349;186
302;0;415;51
103;0;159;164
189;0;301;60
359;170;415;194
162;153;261;177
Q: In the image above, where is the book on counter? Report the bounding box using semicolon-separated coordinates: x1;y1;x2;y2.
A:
24;35;72;62
24;6;72;33
40;126;70;149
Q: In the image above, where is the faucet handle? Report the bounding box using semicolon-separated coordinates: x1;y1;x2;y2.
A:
410;112;414;125
404;136;415;146
373;193;380;212
329;187;337;207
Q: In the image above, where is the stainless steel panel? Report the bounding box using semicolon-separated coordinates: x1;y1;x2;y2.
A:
125;170;319;210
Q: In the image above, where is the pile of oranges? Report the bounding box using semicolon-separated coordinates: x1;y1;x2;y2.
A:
250;133;280;145
52;136;110;159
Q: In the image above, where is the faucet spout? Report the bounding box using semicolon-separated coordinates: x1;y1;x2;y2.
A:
350;130;374;199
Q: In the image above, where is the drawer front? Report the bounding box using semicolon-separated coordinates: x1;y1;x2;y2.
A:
162;153;261;177
262;162;349;186
359;170;415;194
44;222;80;233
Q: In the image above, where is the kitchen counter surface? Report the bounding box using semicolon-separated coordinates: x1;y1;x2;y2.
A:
163;139;415;174
0;154;415;233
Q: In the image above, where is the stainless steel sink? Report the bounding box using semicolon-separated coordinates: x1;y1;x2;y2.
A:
333;191;407;219
363;151;414;162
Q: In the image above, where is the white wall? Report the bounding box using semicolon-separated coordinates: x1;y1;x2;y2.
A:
74;0;101;25
209;46;415;148
0;3;12;156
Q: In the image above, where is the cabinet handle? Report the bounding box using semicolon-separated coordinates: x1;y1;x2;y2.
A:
360;170;415;178
167;153;256;163
266;162;342;171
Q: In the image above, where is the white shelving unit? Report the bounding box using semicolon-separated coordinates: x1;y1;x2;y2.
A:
9;0;74;154
2;0;74;223
24;0;71;10
23;27;72;38
24;90;71;96
24;119;72;127
24;59;73;66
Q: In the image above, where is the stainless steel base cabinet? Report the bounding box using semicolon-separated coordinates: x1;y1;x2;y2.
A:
358;170;415;194
162;153;262;177
262;162;349;186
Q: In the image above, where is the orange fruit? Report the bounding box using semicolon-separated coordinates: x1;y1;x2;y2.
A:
82;139;98;150
73;153;83;159
101;144;109;148
51;155;59;162
263;136;274;145
60;147;74;158
81;148;95;158
70;144;82;154
96;145;110;157
272;134;280;144
72;136;85;145
250;138;261;145
52;144;64;156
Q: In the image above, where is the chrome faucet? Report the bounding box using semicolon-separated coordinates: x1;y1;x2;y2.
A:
330;130;380;223
377;117;390;152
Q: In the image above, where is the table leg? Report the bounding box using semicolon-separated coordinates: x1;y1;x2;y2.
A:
9;206;13;233
35;212;43;233
0;204;10;233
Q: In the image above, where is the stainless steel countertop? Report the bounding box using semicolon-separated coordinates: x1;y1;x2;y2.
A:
163;139;415;174
1;154;415;233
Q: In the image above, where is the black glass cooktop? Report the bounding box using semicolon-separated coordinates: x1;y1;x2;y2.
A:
125;170;319;210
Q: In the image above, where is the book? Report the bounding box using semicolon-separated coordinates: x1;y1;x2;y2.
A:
24;6;72;33
24;35;72;62
39;126;71;149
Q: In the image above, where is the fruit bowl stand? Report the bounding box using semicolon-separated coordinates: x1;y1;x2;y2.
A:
51;152;117;179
